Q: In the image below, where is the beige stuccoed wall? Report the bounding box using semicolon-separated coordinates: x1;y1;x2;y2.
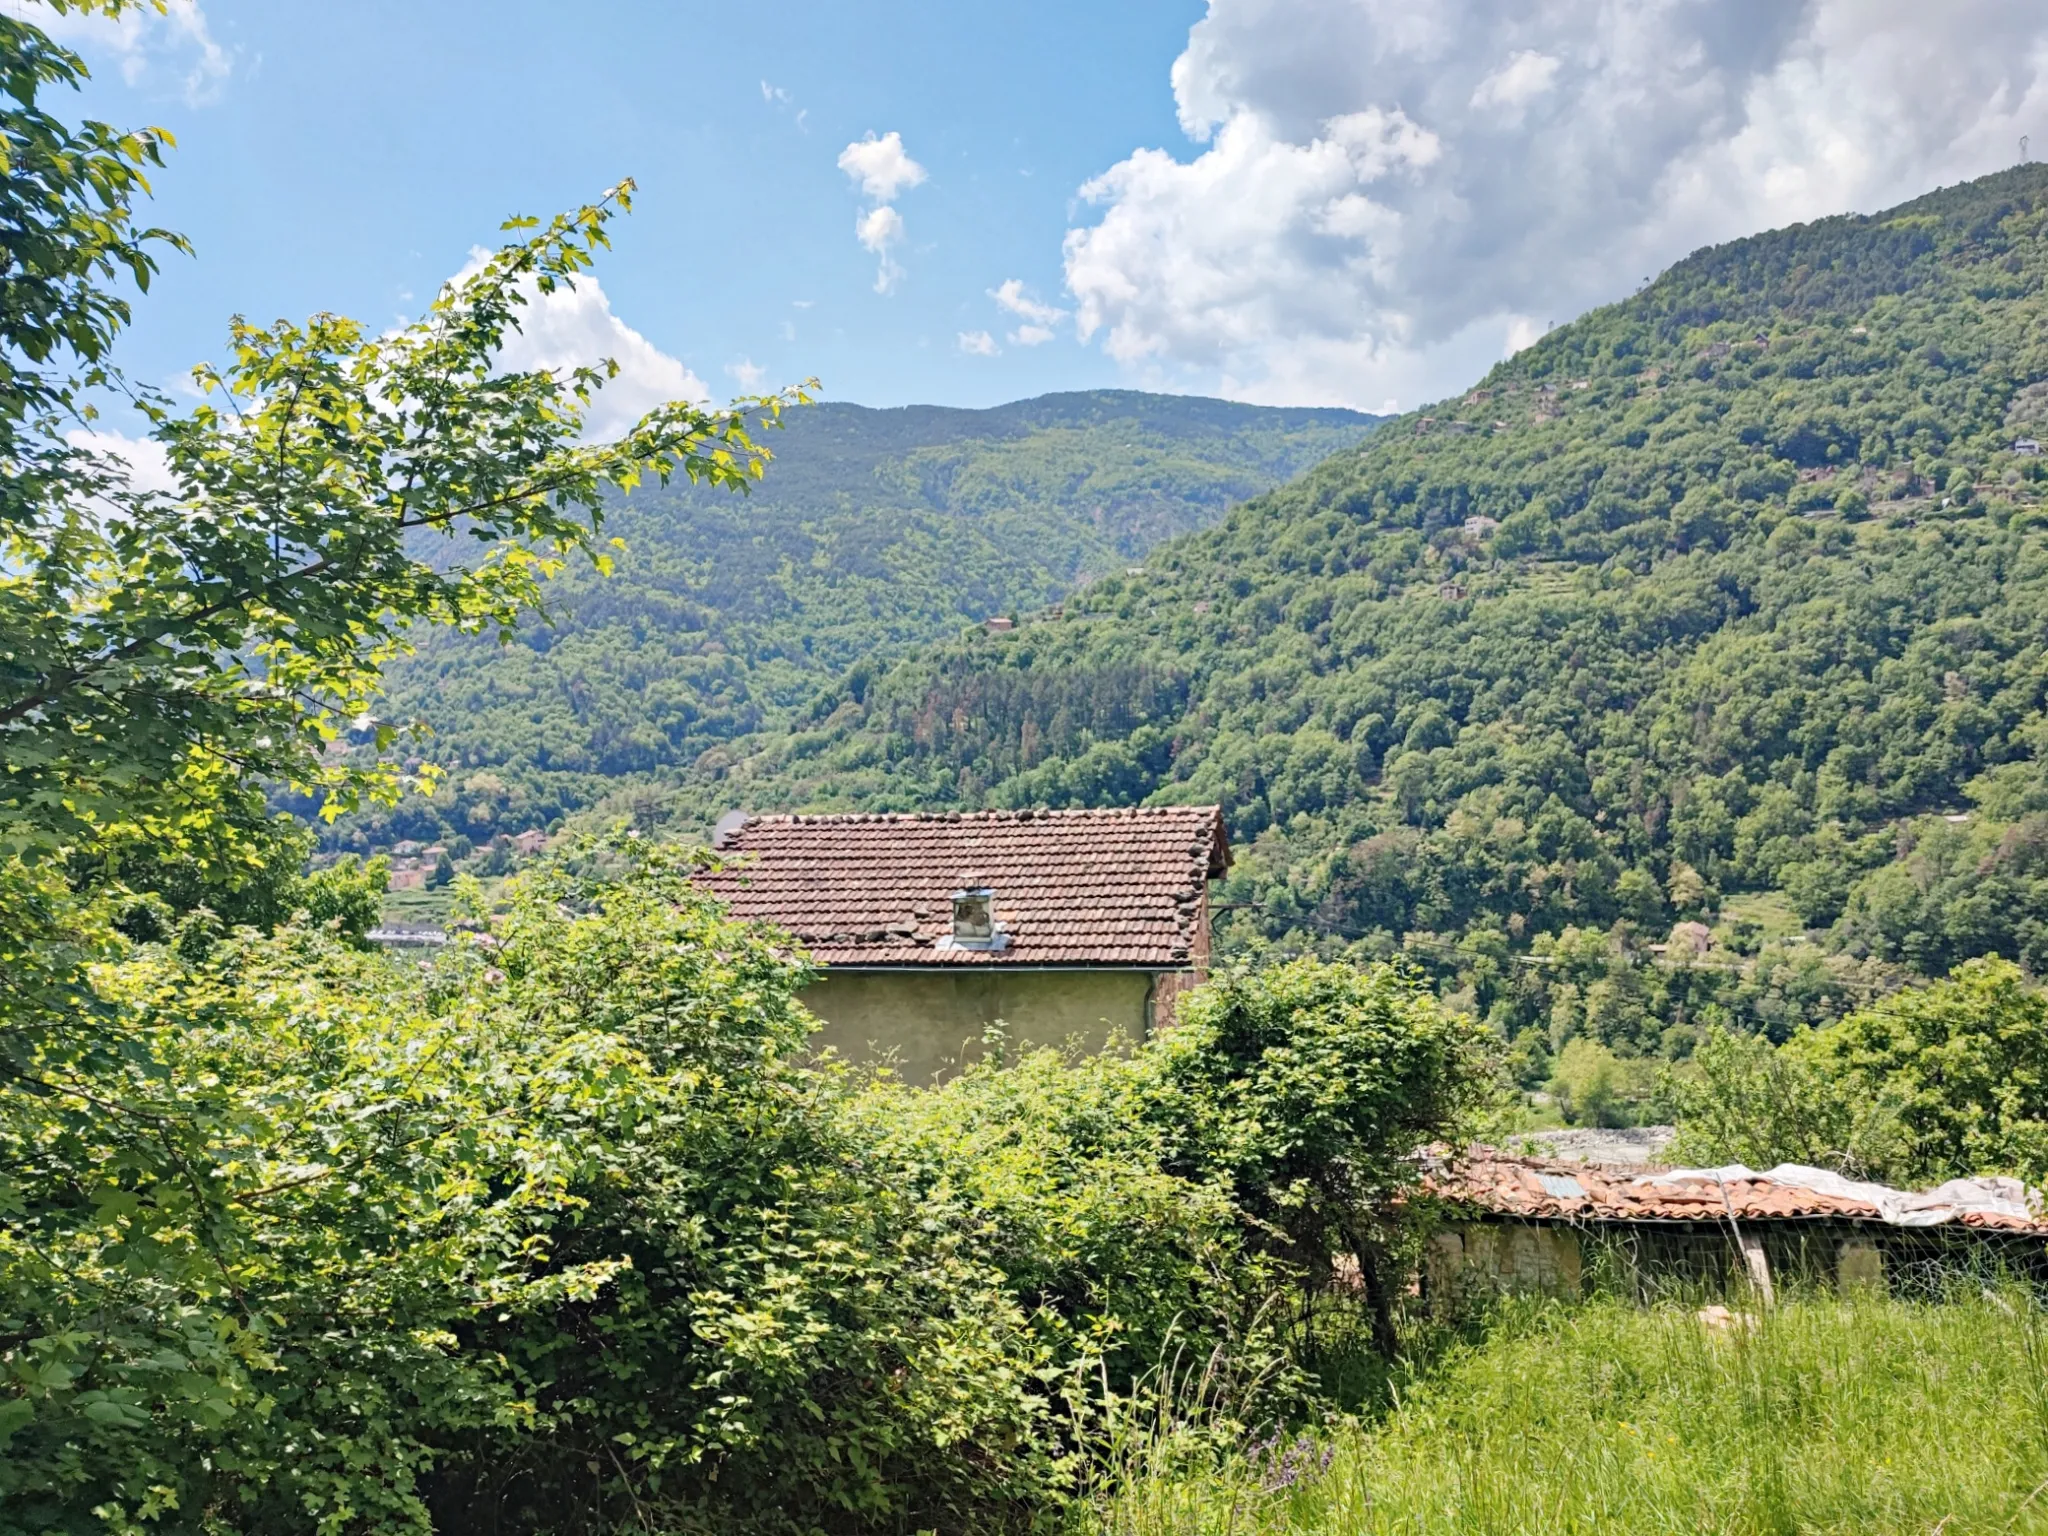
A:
1428;1224;1585;1302
801;968;1156;1084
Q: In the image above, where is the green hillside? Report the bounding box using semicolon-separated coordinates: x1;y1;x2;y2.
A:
324;391;1373;849
699;166;2048;1068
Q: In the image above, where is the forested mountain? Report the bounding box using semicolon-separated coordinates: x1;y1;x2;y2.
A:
328;392;1372;846
699;166;2048;1075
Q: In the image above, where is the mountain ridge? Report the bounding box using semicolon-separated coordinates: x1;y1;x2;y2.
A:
684;164;2048;1064
323;389;1378;850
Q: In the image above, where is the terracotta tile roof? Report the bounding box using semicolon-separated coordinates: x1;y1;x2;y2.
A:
1427;1148;2048;1233
699;806;1229;967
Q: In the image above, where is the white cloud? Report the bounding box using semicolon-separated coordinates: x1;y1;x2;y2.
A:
1470;49;1560;115
1503;314;1547;356
1064;0;2048;407
447;248;709;440
855;204;907;293
66;428;175;496
958;330;1000;356
727;357;767;389
838;130;928;202
855;204;905;251
9;0;233;105
990;278;1068;327
990;278;1069;346
840;131;926;293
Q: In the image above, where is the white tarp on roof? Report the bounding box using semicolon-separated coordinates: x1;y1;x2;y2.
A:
1633;1164;2041;1228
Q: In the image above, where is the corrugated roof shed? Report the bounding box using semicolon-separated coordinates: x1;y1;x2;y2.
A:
700;806;1229;967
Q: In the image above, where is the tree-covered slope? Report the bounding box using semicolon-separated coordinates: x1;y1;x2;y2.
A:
341;391;1372;844
701;165;2048;1063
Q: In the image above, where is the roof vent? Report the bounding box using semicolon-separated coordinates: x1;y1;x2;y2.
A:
936;885;1008;952
952;887;994;941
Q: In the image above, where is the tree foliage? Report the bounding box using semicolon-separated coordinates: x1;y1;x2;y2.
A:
1667;958;2048;1185
2;179;800;863
0;840;1485;1534
311;395;1375;855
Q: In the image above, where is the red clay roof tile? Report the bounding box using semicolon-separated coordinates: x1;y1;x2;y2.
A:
1427;1149;2048;1232
699;806;1228;968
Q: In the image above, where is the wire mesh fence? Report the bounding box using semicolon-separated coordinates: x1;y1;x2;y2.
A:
1426;1214;2048;1312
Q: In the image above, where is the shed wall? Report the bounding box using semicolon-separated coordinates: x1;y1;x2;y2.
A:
801;968;1156;1083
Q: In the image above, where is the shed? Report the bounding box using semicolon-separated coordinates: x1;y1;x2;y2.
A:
702;807;1230;1081
1424;1148;2048;1303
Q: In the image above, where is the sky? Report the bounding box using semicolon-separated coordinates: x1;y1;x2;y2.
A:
24;0;2048;433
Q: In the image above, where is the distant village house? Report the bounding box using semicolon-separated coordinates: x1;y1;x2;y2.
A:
702;807;1229;1081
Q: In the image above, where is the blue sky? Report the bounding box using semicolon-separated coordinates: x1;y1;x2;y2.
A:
45;0;1205;414
32;1;2048;429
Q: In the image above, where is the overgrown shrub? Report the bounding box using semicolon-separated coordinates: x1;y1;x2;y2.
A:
0;845;1487;1535
1142;959;1492;1357
1666;958;2048;1185
1663;1026;1913;1177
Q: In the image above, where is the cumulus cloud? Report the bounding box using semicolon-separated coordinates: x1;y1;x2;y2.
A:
1063;0;2048;407
447;248;709;440
958;330;1000;356
727;357;767;389
990;278;1068;345
855;204;908;293
841;131;926;293
990;278;1066;326
838;130;928;201
10;0;233;105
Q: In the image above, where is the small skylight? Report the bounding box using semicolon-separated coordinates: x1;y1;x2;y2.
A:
1537;1173;1588;1200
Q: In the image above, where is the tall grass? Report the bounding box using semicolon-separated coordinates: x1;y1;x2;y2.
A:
1091;1293;2048;1536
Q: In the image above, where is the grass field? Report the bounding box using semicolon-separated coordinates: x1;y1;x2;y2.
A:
1093;1295;2048;1536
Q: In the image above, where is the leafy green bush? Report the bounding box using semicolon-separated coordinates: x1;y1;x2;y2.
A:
1547;1038;1660;1129
1144;959;1492;1356
0;845;1486;1534
295;853;391;945
1663;1026;1912;1177
1667;959;2048;1185
1800;957;2048;1184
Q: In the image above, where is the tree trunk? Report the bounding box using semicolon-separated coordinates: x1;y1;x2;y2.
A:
1349;1229;1400;1360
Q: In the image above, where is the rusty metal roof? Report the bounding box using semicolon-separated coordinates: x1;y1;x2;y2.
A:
1428;1148;2048;1233
699;806;1228;968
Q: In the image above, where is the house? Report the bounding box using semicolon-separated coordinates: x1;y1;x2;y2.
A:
1664;919;1714;958
1437;580;1468;601
702;806;1230;1081
510;828;549;857
2014;438;2042;457
1461;515;1500;540
1422;1148;2048;1303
